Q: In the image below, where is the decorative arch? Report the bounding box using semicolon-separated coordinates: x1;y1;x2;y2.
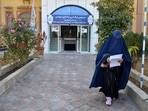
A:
51;5;91;16
47;5;93;25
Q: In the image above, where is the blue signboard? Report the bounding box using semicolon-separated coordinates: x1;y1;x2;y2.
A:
48;15;93;25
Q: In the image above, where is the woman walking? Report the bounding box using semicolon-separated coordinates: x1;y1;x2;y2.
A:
89;30;132;106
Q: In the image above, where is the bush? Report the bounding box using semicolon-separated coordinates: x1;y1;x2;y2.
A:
0;17;35;65
124;31;148;68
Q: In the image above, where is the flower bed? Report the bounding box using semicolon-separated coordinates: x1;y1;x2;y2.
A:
0;54;35;79
0;16;35;64
0;56;43;96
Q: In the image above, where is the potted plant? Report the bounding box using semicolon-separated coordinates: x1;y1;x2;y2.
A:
35;31;47;55
0;17;35;65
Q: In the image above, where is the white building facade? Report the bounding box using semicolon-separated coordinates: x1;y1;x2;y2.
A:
42;0;98;54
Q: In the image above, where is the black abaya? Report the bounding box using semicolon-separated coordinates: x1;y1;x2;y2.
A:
99;66;123;99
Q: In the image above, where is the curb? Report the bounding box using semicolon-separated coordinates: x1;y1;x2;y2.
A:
130;69;148;89
126;81;148;111
0;57;43;96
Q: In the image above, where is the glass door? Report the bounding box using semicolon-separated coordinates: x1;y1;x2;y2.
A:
77;26;80;52
49;25;60;52
80;26;90;52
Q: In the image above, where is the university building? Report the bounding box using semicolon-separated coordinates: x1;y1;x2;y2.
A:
42;0;98;53
0;0;147;54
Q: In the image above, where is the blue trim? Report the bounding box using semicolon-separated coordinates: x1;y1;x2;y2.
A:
141;64;144;68
143;36;147;40
51;5;92;16
140;77;144;81
48;5;93;25
144;22;147;26
144;7;147;12
142;50;145;54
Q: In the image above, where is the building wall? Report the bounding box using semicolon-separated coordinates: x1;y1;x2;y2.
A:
131;0;137;33
132;0;148;35
0;0;41;31
136;0;144;34
0;0;147;53
42;0;99;54
0;0;1;22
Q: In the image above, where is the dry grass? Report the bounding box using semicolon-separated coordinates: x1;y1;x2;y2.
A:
130;59;148;93
0;58;13;66
134;59;148;76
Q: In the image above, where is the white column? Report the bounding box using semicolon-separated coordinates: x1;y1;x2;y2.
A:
141;0;147;88
90;0;99;54
42;0;49;53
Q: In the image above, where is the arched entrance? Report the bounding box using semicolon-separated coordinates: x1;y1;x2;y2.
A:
47;5;93;53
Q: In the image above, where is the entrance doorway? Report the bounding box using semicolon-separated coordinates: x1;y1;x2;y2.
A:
61;26;77;51
49;25;90;53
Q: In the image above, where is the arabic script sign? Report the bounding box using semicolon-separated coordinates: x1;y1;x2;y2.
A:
48;15;93;25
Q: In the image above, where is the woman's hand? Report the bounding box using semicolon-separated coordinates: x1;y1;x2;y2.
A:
117;59;123;63
101;63;109;68
107;57;110;63
101;57;110;68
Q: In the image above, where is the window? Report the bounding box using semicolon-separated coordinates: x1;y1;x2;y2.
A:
18;13;31;27
6;12;13;27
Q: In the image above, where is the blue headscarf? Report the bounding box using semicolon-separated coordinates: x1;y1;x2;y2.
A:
89;30;132;89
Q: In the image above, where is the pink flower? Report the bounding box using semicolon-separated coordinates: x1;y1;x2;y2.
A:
17;18;22;22
18;24;22;27
18;22;25;27
6;14;9;16
8;15;13;20
10;29;16;33
21;22;25;26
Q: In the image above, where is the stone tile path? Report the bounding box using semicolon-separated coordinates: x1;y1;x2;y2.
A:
0;54;142;111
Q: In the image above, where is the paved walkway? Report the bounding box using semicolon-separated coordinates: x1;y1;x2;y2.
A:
0;54;142;111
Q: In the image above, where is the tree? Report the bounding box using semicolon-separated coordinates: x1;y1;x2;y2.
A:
91;0;134;50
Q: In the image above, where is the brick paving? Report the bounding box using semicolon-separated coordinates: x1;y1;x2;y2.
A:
0;54;142;111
